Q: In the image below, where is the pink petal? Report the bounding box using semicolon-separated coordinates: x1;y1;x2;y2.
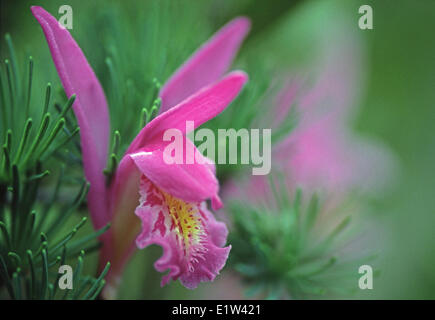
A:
160;17;250;113
189;144;223;210
31;6;110;229
130;147;219;203
127;71;248;154
135;177;230;289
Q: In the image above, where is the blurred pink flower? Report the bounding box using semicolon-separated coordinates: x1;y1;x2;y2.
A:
221;38;395;211
272;53;395;194
32;6;249;298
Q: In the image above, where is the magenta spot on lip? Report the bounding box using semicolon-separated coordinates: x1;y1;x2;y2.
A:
152;211;166;237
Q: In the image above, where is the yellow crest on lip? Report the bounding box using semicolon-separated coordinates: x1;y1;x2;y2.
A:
163;192;204;247
162;192;208;271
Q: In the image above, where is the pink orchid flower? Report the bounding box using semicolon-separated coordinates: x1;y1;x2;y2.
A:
31;6;249;298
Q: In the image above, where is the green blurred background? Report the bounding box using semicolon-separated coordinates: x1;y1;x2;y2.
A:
1;0;434;299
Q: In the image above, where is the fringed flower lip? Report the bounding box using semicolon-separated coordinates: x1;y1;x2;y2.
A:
31;5;249;298
134;176;231;288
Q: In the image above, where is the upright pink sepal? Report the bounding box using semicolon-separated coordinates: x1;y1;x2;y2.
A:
31;6;110;228
160;17;250;112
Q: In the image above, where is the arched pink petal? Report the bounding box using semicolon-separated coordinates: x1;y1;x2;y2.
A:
127;71;248;154
130;148;218;203
31;6;110;229
160;17;250;113
135;177;230;289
